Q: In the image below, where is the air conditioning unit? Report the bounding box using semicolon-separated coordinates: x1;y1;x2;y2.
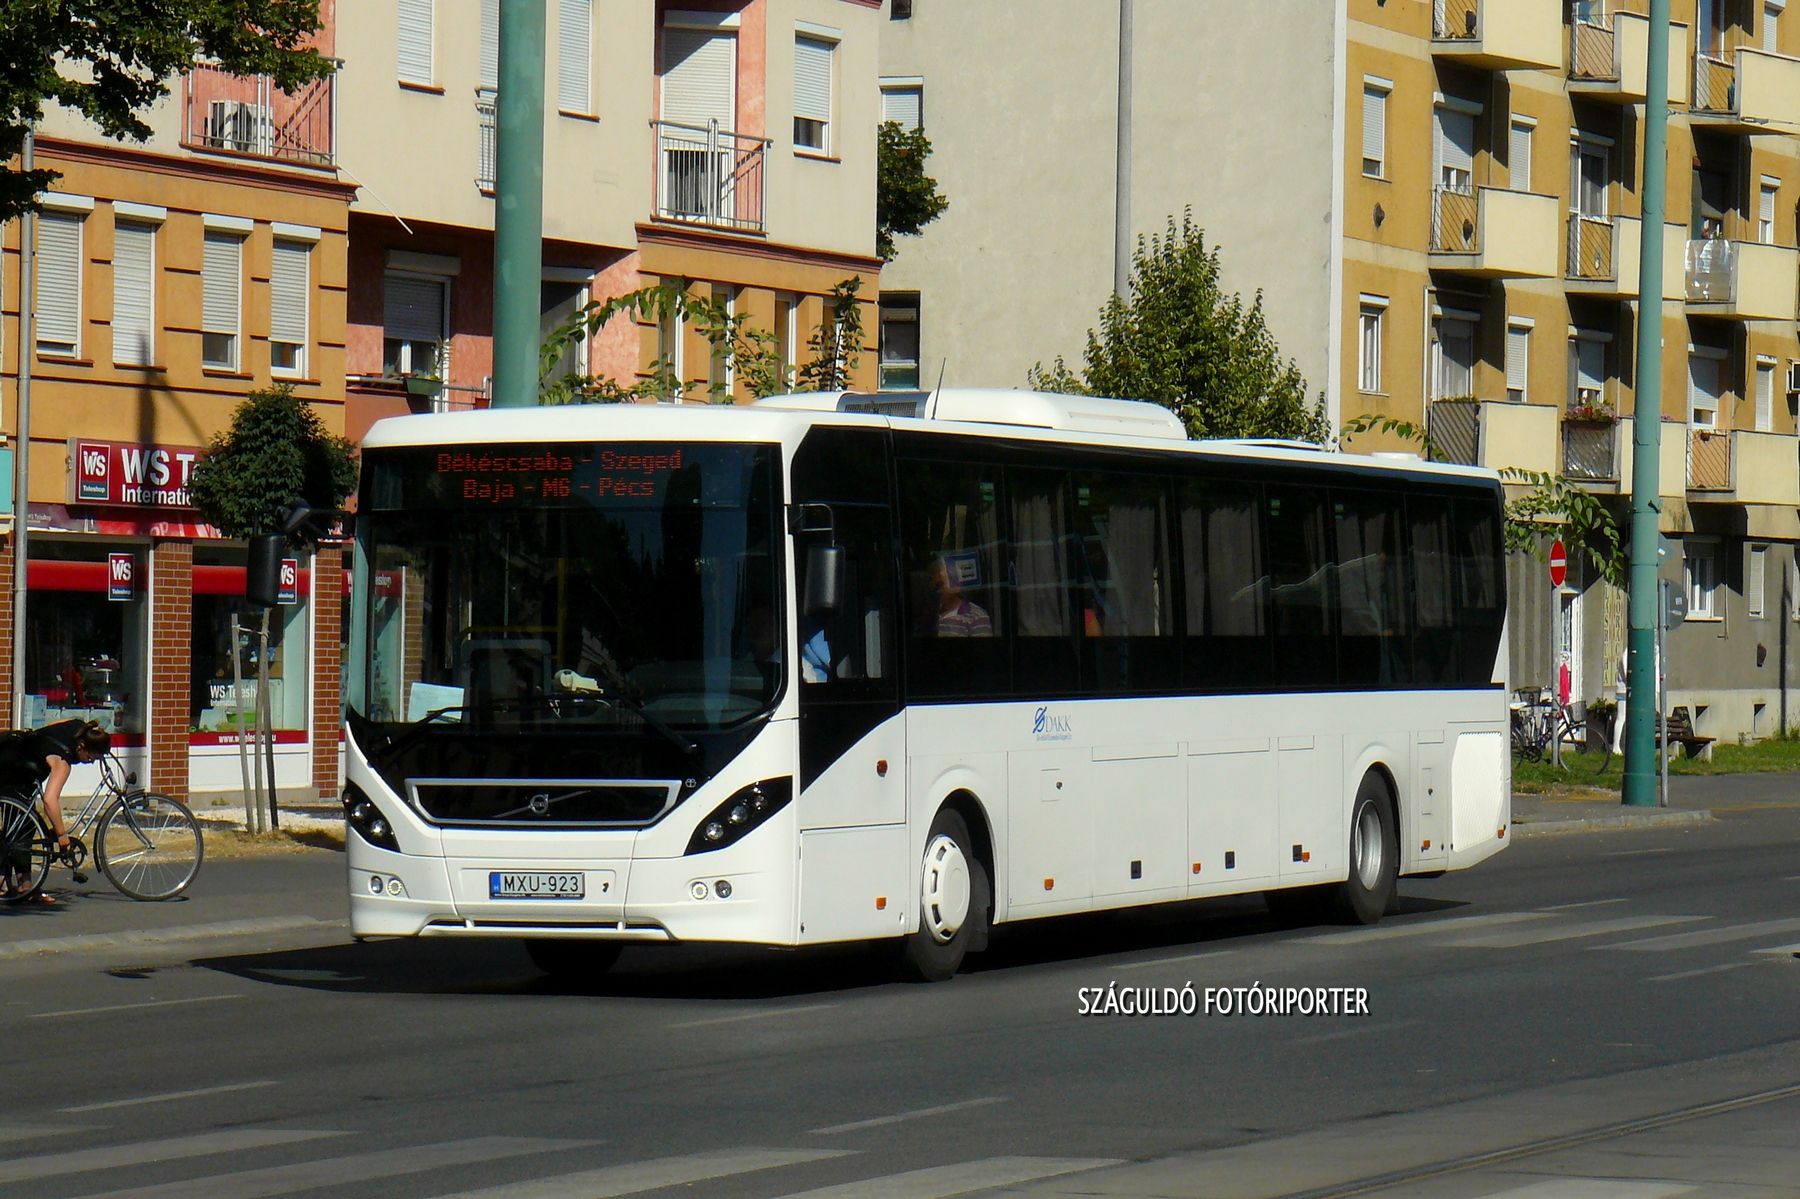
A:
1787;361;1800;396
206;101;272;154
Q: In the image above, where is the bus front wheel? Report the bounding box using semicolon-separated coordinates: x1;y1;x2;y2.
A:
1335;773;1398;925
898;808;989;983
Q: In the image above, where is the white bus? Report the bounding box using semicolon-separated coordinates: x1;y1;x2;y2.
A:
345;390;1511;981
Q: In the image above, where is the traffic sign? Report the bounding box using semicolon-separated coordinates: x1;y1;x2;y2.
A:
1549;539;1567;588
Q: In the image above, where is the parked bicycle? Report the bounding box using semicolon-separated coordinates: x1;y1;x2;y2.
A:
1510;689;1587;764
0;754;203;902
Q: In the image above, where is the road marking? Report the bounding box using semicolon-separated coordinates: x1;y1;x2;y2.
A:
1752;942;1800;956
66;1136;590;1199
0;1124;84;1146
1604;847;1678;857
1464;1181;1694;1199
30;994;246;1020
667;1003;837;1029
1598;917;1800;952
1287;1019;1415;1047
767;1157;1122;1199
1112;949;1235;971
1299;911;1553;946
0;1130;342;1185
1536;898;1630;911
58;1081;279;1114
1647;961;1766;982
427;1148;856;1199
809;1098;1008;1135
0;916;342;961
1448;915;1708;949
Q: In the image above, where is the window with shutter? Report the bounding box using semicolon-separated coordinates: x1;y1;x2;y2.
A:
1766;2;1781;51
1750;546;1768;618
201;232;242;370
1756;361;1775;431
661;29;736;129
1506;325;1530;401
1573;337;1605;407
270;241;309;377
112;222;156;367
559;0;592;114
1361;87;1386;177
384;272;448;377
1436;109;1475;192
398;0;434;86
34;213;82;357
882;85;922;132
1358;301;1385;393
480;0;499;91
1510;120;1533;191
794;36;834;152
1759;179;1778;243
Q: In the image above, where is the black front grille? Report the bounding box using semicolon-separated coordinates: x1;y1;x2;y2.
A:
408;780;678;827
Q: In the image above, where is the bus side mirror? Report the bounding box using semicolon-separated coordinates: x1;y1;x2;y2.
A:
247;533;285;608
803;544;843;617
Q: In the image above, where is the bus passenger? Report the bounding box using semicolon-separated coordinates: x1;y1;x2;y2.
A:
931;557;993;637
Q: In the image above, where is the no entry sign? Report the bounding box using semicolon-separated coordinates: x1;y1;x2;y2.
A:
1549;539;1567;588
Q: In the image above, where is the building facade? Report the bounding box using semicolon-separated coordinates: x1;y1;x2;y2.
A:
879;0;1800;742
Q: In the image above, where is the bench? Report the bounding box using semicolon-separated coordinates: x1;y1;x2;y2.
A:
1661;707;1715;761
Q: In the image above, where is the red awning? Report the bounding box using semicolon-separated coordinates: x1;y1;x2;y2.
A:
27;561;311;596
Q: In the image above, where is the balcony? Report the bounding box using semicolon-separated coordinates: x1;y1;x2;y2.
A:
1562;419;1620;482
1428;399;1558;473
1687;428;1732;490
1691;47;1800;136
183;64;334;167
1683;428;1800;503
1564;216;1687;299
1430;186;1560;278
1569;13;1692;105
477;88;497;193
651;121;770;235
1684;239;1800;321
1431;0;1563;71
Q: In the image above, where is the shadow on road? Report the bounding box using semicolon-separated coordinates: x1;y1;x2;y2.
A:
190;887;1470;1001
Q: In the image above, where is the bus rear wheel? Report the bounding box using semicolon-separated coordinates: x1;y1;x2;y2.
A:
1335;773;1398;925
525;938;622;985
898;808;989;983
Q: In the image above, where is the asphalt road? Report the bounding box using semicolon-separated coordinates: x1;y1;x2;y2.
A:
1;790;1797;1199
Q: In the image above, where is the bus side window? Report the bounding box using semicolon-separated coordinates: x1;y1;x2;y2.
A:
798;506;895;691
1178;481;1270;692
1009;467;1080;695
1070;471;1175;695
1266;486;1336;689
897;459;1009;698
1333;489;1409;689
1454;497;1505;685
1408;496;1459;685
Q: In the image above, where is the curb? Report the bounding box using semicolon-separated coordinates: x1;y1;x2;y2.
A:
0;915;348;960
1512;809;1712;837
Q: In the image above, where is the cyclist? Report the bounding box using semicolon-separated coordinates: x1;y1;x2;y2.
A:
0;719;110;900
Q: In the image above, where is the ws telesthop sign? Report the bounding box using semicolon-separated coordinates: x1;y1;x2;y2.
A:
70;439;203;509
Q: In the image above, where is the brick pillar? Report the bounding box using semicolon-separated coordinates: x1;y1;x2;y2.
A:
311;551;343;800
149;539;192;802
0;539;13;729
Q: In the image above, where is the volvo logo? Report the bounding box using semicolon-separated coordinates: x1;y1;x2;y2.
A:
528;793;551;815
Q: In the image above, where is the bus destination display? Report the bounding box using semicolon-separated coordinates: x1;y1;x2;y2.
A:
431;447;687;505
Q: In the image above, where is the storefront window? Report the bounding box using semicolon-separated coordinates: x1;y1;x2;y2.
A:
24;541;149;734
190;547;311;732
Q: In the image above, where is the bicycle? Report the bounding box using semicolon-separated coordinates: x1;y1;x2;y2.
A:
0;754;203;903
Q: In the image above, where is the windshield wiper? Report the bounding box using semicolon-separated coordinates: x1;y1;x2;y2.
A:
581;643;700;759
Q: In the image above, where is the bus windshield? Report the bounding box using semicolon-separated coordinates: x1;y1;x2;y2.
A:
353;442;784;734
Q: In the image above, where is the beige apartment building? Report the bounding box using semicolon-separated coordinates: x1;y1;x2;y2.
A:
338;0;884;440
881;0;1800;741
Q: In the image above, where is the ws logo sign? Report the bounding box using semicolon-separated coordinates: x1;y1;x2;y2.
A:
1032;706;1072;742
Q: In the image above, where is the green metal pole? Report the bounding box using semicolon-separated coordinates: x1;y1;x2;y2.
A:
1624;0;1672;806
491;0;546;408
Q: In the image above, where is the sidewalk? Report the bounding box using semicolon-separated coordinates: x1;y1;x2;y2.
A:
1512;769;1800;835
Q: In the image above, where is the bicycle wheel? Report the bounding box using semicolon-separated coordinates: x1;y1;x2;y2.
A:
97;793;203;901
0;794;52;903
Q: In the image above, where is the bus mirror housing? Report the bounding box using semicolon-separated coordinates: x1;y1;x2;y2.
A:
803;543;843;617
246;533;285;609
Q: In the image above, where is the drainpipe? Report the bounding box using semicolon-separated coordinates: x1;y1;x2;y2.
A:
11;131;33;727
1113;0;1133;298
491;0;546;408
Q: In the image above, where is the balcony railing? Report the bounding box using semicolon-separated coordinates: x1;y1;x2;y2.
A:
183;64;334;166
1434;0;1480;40
1563;420;1619;481
1571;15;1617;80
1429;399;1481;466
477;88;497;192
1694;53;1737;112
1432;185;1479;252
652;120;770;234
1567;214;1614;280
1687;428;1732;489
1685;237;1733;301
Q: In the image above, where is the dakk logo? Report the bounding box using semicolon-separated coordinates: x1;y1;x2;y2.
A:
1032;706;1072;742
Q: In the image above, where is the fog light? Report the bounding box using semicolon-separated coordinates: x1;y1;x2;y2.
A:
714;879;732;899
386;877;405;897
728;804;749;825
369;817;390;841
368;874;384;895
703;821;725;842
690;881;709;900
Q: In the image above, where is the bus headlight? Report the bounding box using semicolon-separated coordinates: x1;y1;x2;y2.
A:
685;778;792;855
344;782;401;852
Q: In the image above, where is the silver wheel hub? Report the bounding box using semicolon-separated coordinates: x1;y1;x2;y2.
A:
1354;802;1385;891
920;834;971;943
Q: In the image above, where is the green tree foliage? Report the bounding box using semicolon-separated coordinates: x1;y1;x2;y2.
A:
1501;469;1626;589
189;385;358;540
1028;212;1330;443
794;277;864;392
1;2;333;221
877;120;948;261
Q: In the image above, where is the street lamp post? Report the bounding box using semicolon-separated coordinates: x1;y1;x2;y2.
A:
491;0;546;409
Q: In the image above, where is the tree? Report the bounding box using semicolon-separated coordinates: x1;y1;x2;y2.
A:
1501;469;1626;589
1028;211;1330;443
876;120;948;261
189;385;358;540
794;277;864;392
1;2;332;221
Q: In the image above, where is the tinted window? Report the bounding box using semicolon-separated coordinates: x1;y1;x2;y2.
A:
897;459;1008;698
1009;467;1080;694
1267;487;1335;688
1334;490;1409;687
791;426;890;505
1455;497;1505;684
1179;480;1271;691
1073;472;1176;694
1409;495;1459;685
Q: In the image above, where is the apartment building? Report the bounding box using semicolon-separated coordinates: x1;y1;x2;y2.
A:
2;24;352;805
881;0;1800;741
337;0;883;440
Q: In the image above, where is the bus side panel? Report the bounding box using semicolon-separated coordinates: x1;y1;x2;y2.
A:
1188;739;1277;895
1277;734;1342;883
1410;730;1450;870
1005;748;1094;917
798;825;910;944
1449;728;1508;869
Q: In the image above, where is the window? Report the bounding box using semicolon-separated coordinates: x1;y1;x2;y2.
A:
1750;545;1768;618
1361;84;1387;178
34;212;82;357
1358;299;1385;393
1510;118;1534;191
891;0;913;17
1760;177;1779;243
23;541;148;735
1571;335;1605;408
1179;482;1269;691
898;459;1007;697
383;272;447;377
112;221;155;367
881;83;923;131
191;546;310;732
1072;473;1173;693
774;293;797;391
1756;357;1776;431
1507;321;1531;402
1688;350;1725;428
1573;139;1608;217
1685;540;1721;619
1433;317;1475;399
540;280;588;383
657;302;685;388
879;294;920;390
1334;491;1408;687
1266;487;1334;687
709;284;735;395
269;240;309;377
480;0;499;90
1767;1;1782;51
1435;108;1475;193
1409;496;1505;685
397;0;434;86
794;35;834;152
201;232;242;370
558;0;592;114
